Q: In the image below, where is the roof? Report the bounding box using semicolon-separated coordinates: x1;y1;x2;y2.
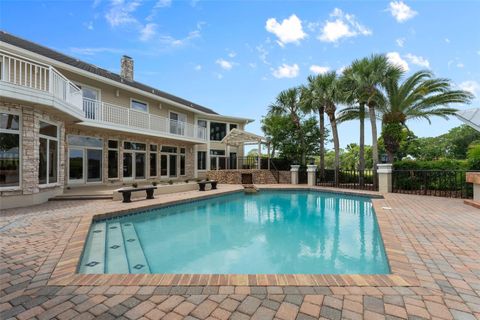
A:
0;30;218;115
221;128;267;146
456;108;480;132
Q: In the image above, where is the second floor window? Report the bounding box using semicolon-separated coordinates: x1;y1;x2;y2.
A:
210;122;227;141
131;100;148;112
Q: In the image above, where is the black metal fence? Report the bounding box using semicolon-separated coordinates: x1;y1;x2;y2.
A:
316;169;378;191
392;170;476;199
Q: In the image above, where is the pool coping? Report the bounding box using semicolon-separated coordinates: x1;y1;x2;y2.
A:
48;185;419;287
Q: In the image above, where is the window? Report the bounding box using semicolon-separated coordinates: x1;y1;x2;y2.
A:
39;121;58;185
124;142;146;151
131;99;148;112
0;112;20;188
210;149;226;170
150;144;157;177
229;123;238;131
197;120;207;128
180;154;185;176
210;122;227;141
161;146;177;153
197;151;206;170
197;120;207;139
108;140;118;179
68;135;102;148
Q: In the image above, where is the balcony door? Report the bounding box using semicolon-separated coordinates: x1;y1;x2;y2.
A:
169;112;187;136
77;84;100;120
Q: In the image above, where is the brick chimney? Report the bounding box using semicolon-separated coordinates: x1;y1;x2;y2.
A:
120;55;134;82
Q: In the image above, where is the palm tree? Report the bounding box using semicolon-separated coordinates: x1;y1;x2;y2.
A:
338;59;370;186
378;70;473;161
300;75;327;177
268;88;305;163
313;72;343;184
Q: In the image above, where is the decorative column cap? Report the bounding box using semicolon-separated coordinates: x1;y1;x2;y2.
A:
377;163;393;174
290;165;301;172
307;165;317;172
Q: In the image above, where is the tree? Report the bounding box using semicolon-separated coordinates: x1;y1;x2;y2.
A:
268;88;306;163
378;70;473;162
261;112;322;164
300;75;330;177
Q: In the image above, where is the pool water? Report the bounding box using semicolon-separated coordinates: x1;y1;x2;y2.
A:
79;190;390;274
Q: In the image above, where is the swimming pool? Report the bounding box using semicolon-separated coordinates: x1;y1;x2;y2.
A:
78;190;390;274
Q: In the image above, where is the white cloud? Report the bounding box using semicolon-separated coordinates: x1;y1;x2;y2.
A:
157;22;204;48
256;45;269;65
309;65;330;75
153;0;171;8
337;65;347;75
227;51;237;58
457;62;464;68
265;14;306;47
84;21;94;30
388;1;417;23
459;81;479;96
272;63;299;78
318;8;371;43
387;52;409;71
194;65;202;71
396;37;405;47
105;0;141;27
445;38;450;43
140;23;157;41
405;53;430;68
216;58;234;70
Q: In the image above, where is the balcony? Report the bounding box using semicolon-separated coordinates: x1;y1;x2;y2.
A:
82;98;207;142
0;50;84;118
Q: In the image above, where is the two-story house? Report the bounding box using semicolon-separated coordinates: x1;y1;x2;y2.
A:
0;31;253;209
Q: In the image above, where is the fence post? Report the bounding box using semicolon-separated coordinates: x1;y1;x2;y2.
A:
290;165;300;185
307;165;317;186
377;163;393;193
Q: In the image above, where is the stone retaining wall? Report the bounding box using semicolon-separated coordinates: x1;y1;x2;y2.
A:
206;170;290;184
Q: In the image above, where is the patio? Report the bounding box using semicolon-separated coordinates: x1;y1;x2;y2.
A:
1;186;479;320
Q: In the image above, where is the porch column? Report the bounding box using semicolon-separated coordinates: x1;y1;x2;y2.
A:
307;165;317;186
377;163;393;193
290;165;300;184
257;141;261;169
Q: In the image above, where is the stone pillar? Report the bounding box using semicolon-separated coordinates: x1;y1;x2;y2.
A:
307;165;317;186
466;172;480;201
290;165;300;184
377;163;393;193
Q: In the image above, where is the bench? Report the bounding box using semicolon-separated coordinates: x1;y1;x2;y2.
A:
118;186;157;203
198;180;218;191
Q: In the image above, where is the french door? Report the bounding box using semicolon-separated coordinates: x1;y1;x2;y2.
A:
68;148;103;184
160;154;177;178
123;152;146;180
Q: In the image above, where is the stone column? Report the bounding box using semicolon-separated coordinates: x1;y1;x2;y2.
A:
466;172;480;201
290;165;300;184
307;165;317;186
377;163;393;193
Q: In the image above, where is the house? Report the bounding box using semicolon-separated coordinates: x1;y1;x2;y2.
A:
0;31;253;209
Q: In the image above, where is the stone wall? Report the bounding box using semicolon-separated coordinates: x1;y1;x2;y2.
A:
206;170;279;184
278;170;291;184
1;102;66;200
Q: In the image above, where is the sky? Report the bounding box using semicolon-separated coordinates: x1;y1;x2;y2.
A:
1;0;479;149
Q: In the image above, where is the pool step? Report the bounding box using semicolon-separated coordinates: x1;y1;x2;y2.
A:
121;222;151;273
105;222;129;274
79;222;106;274
243;184;258;193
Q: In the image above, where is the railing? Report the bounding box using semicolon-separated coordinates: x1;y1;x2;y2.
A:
316;168;378;191
269;160;280;183
392;170;476;199
82;98;207;140
0;50;82;110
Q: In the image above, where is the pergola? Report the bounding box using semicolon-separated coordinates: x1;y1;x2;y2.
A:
456;108;480;132
221;128;271;169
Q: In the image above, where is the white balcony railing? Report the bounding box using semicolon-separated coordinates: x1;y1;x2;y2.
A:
0;50;82;110
82;98;207;141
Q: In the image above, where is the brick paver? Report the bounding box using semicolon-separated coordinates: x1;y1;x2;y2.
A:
1;187;479;319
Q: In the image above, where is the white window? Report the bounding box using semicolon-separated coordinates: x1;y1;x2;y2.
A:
131;99;148;112
169;111;187;135
0;112;21;188
39;120;59;185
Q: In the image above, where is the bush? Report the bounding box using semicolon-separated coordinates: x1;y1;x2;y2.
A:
132;183;138;188
393;159;470;170
467;142;480;170
168;180;173;185
152;181;157;186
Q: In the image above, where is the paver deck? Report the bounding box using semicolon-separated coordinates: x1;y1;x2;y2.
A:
1;184;479;319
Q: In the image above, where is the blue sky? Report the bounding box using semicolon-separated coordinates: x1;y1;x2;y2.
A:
1;0;479;148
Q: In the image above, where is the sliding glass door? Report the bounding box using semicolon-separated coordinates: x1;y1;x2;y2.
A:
68;135;103;185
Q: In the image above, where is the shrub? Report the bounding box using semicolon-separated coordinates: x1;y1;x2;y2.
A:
152;181;157;186
393;159;469;171
132;183;138;188
467;142;480;170
168;180;173;185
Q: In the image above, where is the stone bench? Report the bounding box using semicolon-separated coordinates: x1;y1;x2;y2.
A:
198;180;218;191
118;186;157;203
